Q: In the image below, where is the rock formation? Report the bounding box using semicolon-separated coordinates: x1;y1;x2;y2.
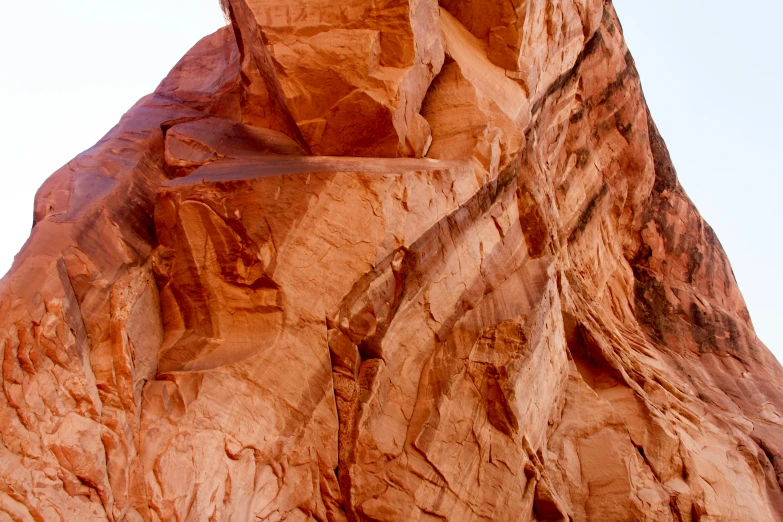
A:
1;1;782;520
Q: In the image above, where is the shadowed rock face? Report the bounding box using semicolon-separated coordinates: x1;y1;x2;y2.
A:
1;2;782;521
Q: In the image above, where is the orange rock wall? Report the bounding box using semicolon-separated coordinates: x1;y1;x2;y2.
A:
1;2;782;521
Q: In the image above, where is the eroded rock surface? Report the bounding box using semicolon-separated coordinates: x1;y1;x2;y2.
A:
2;2;782;521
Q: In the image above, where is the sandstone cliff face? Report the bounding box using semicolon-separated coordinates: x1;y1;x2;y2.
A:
1;2;782;521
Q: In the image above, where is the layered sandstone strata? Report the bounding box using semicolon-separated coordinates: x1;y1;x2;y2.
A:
1;1;782;521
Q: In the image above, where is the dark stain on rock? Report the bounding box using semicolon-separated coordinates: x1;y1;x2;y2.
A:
569;182;609;243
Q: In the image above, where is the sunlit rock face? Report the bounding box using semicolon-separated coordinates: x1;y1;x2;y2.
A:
2;2;782;521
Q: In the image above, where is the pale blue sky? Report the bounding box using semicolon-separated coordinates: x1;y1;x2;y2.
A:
0;1;779;360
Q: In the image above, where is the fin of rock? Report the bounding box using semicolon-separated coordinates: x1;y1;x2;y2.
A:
2;2;782;522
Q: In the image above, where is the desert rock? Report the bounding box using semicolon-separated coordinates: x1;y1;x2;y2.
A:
1;1;782;521
222;0;444;157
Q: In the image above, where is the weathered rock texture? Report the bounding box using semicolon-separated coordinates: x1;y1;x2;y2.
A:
1;2;782;521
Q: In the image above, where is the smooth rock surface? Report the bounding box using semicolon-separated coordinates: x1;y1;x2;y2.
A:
1;1;781;521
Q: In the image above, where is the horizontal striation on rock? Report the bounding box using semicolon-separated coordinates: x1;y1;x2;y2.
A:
1;1;781;521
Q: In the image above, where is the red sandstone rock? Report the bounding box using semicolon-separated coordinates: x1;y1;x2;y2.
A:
1;2;782;521
223;0;444;157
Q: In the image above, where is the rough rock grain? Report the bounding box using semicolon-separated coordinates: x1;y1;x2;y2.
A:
1;1;782;521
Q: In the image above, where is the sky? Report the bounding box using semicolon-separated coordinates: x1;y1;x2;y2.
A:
0;1;779;360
